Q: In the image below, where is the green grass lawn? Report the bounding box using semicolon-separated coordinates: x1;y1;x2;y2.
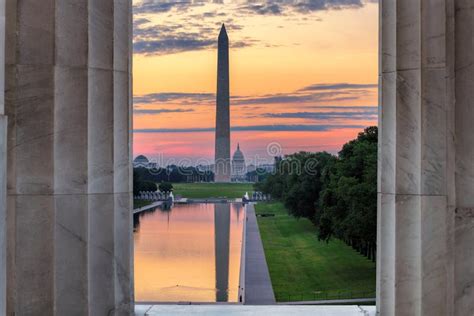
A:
255;202;376;302
172;182;253;199
133;199;153;209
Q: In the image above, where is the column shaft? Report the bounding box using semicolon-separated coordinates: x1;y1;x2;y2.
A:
88;0;115;313
454;1;474;315
3;0;133;315
0;0;6;314
9;1;56;314
54;1;89;314
379;0;451;315
113;0;134;313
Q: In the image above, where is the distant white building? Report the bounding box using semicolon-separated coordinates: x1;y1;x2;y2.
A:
259;163;275;173
133;155;157;169
247;164;256;173
231;143;247;182
197;164;213;172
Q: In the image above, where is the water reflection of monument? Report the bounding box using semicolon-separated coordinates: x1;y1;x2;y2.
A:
214;203;230;302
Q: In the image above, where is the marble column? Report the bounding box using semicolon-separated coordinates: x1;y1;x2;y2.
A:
378;0;473;315
3;0;133;315
454;1;474;314
0;1;6;314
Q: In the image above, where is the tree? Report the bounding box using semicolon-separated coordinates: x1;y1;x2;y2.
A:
159;182;173;193
255;151;334;219
134;168;157;195
317;126;378;260
135;181;157;193
255;126;378;261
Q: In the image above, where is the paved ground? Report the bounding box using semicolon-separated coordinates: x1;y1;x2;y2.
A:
135;304;376;315
244;204;276;304
133;201;163;214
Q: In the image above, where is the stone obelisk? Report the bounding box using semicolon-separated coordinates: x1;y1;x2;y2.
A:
214;24;231;182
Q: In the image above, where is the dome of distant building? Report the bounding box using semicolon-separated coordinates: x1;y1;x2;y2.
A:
134;155;149;163
233;144;244;162
232;144;246;182
133;155;157;169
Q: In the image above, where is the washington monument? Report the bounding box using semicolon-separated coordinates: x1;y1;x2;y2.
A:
214;24;231;182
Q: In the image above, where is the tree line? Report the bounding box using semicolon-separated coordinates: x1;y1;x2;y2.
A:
133;164;270;195
255;126;377;261
133;165;214;195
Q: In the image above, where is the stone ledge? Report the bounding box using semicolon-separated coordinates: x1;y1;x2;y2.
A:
135;304;376;316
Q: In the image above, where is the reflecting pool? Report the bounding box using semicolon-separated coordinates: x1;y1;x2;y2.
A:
134;203;245;303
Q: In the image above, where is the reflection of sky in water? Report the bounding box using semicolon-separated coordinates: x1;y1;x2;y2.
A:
134;203;245;302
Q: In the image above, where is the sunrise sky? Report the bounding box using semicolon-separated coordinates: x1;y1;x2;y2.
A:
133;0;378;165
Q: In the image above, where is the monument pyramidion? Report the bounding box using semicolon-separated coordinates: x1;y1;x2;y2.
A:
214;24;231;182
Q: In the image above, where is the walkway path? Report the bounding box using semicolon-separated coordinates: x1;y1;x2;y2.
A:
133;201;163;215
244;204;276;304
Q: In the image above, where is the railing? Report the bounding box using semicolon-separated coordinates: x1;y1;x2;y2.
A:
275;290;376;302
248;192;272;201
135;191;170;201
